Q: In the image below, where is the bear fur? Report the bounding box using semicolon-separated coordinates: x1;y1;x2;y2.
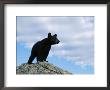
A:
27;33;60;64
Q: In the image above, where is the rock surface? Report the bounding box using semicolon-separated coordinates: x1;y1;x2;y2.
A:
16;61;72;74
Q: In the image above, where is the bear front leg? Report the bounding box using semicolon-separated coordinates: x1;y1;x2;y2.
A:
27;55;35;64
43;56;48;62
43;53;49;62
37;56;44;62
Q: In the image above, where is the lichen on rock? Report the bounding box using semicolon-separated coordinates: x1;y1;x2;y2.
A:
16;61;72;74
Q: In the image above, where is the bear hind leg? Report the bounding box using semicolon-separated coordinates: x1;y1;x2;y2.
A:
27;55;35;64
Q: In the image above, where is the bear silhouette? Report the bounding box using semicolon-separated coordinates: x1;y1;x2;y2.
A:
27;33;60;64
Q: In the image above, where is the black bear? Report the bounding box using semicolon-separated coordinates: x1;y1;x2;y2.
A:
27;33;60;64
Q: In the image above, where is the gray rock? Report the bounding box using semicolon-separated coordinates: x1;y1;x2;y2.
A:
16;61;72;74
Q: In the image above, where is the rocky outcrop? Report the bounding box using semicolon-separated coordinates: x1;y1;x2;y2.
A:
16;61;72;74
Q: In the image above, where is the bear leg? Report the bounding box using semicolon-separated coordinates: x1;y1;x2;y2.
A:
37;56;44;62
43;54;49;62
27;55;35;64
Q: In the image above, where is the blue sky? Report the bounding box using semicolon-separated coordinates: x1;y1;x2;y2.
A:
16;16;94;74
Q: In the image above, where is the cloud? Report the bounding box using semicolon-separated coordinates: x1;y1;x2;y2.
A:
17;16;94;67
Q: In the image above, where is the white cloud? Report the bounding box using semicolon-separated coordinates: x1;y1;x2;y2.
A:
17;16;94;67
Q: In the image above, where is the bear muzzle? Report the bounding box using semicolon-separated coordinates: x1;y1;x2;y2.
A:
56;40;60;44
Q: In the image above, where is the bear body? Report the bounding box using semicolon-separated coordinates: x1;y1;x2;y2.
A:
28;33;60;64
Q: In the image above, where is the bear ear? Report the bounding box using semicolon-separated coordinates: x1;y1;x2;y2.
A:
54;34;57;37
48;33;51;38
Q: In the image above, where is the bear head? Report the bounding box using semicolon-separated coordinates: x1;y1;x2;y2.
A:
48;33;60;45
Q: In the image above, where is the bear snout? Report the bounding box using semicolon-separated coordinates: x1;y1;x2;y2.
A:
56;40;60;44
